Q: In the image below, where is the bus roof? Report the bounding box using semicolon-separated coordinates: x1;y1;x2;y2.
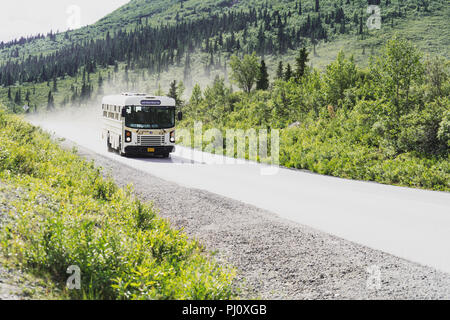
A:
102;93;176;107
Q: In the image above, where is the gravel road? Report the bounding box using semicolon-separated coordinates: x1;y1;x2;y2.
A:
61;139;450;300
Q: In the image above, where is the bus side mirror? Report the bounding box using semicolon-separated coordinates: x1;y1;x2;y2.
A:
121;108;127;117
177;111;183;121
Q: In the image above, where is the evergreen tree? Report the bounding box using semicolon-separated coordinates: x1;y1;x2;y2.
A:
53;76;58;92
315;0;320;12
284;63;293;81
276;61;284;79
98;72;104;95
257;25;265;55
359;16;364;35
184;53;192;86
14;89;22;105
47;90;54;110
71;87;78;105
190;84;203;106
295;47;310;82
14;90;22;104
124;65;129;89
256;59;270;90
168;80;179;105
176;81;185;106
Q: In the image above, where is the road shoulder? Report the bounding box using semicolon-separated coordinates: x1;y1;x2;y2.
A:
57;139;450;299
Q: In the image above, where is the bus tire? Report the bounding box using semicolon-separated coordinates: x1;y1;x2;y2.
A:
162;153;170;158
106;137;113;152
118;141;126;157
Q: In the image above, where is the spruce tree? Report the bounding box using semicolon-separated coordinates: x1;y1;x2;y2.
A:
98;72;104;95
168;80;179;104
295;47;309;82
190;84;202;106
256;60;269;90
276;61;284;79
47;90;54;110
184;53;192;86
14;89;22;105
284;64;293;81
53;76;58;92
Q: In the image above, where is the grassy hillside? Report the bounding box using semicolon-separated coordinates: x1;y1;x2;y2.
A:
1;0;448;62
0;107;237;299
0;0;449;113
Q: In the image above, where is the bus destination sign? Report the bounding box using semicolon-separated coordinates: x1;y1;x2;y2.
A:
141;100;161;106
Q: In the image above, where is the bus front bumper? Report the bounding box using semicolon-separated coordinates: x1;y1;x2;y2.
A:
124;146;175;156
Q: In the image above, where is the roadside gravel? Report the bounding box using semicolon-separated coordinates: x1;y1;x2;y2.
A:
62;140;450;299
0;184;39;300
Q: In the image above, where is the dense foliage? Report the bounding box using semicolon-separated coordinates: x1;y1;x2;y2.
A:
180;39;450;191
0;109;237;299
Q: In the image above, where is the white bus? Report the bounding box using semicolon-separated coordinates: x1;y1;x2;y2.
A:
101;93;182;157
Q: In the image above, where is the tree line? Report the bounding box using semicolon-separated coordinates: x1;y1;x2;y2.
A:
0;0;428;89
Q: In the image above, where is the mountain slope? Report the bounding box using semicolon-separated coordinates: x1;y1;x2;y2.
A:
0;0;448;111
1;0;448;63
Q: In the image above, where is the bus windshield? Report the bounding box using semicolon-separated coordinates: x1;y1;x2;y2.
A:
124;106;175;129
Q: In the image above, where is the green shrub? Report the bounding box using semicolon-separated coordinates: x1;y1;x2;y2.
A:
0;110;237;300
397;98;449;155
178;39;449;191
438;110;450;148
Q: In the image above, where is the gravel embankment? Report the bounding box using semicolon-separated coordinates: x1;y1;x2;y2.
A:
62;139;450;300
0;184;38;300
0;184;21;300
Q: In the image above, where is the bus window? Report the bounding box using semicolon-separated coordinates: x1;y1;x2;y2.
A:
124;106;175;129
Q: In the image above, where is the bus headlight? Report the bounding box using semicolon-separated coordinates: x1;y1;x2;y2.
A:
170;131;175;143
125;130;132;143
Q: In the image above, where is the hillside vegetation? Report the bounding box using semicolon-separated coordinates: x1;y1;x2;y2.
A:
0;1;447;191
0;0;449;111
179;38;450;191
0;108;237;299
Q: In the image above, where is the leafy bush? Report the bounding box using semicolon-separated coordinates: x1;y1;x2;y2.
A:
438;110;450;148
398;98;449;155
179;39;450;191
0;110;236;300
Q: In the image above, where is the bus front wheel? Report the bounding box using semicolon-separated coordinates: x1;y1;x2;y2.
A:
106;137;113;152
118;141;126;157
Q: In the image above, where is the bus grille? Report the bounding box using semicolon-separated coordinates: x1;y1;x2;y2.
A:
137;135;165;146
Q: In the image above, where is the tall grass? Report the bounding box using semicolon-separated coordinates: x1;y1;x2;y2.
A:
0;109;237;300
